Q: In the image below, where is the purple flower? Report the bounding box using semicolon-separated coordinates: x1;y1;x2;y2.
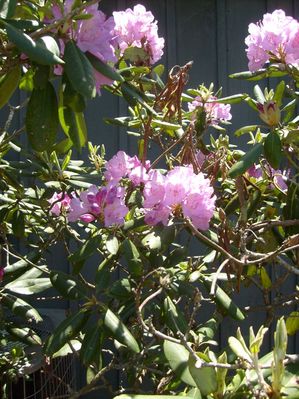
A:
104;151;137;184
113;4;164;65
48;192;71;216
189;96;232;126
245;9;299;71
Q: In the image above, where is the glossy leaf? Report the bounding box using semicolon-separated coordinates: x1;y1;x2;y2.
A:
228;143;263;178
2;21;64;65
163;296;188;334
50;271;87;300
68;236;101;273
235;125;258;137
1;293;42;322
64;40;96;99
86;51;123;82
163;340;196;387
264;131;282;169
188;354;217;395
0;65;21;109
122;239;143;276
273;80;285;107
45;309;90;355
228;336;252;364
106;235;119;255
104;308;140;353
5;278;51;295
26;82;59;151
8;326;42;346
203;278;245;321
80;321;103;366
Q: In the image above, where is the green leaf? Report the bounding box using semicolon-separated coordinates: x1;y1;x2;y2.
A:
151;119;181;130
273;81;285;107
59;101;87;150
106;235;119;255
121;82;157;115
163;296;188;334
1;293;42;322
228;143;263;178
0;65;21;109
62;77;86;112
7;326;42;346
2;21;64;64
64;40;96;99
114;396;193;399
163;340;196;387
264;131;282;169
188;354;217;395
80;321;103;366
5;278;51;295
203;278;245;321
104;308;140;354
286;312;299;336
86;51;123;82
26;82;59;151
45;309;90;355
122;239;143;277
0;0;16;18
52;339;81;358
50;271;87;300
4;249;41;275
228;336;252;364
68;236;101;273
215;94;247;104
235;125;259;137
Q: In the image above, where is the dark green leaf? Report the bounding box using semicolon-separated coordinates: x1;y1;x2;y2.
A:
228;143;263;178
203;278;245;321
2;21;64;64
86;51;123;82
4;249;41;275
45;309;90;355
68;236;101;273
80;321;103;366
64;41;96;99
163;296;188;334
121;82;157;115
0;65;21;109
122;239;143;277
26;82;59;151
273;81;285;107
104;308;140;353
284;183;299;235
50;271;87;300
1;293;42;322
214;94;247;104
264;131;282;169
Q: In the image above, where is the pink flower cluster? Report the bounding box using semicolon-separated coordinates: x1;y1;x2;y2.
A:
49;151;216;231
52;1;116;91
143;166;216;230
188;96;232;126
245;9;299;71
113;4;164;65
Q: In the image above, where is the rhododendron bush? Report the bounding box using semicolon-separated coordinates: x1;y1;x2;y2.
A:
1;2;299;398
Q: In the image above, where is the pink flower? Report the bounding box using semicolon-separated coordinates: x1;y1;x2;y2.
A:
104;187;128;226
245;9;299;71
163;166;193;206
104;151;137;184
189;96;232;126
143;169;166;208
68;197;90;222
247;163;288;192
49;1;116;92
113;4;164;64
143;166;215;230
49;192;71;216
182;173;216;230
144;203;170;226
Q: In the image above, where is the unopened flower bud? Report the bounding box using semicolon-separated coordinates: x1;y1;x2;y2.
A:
257;101;281;126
